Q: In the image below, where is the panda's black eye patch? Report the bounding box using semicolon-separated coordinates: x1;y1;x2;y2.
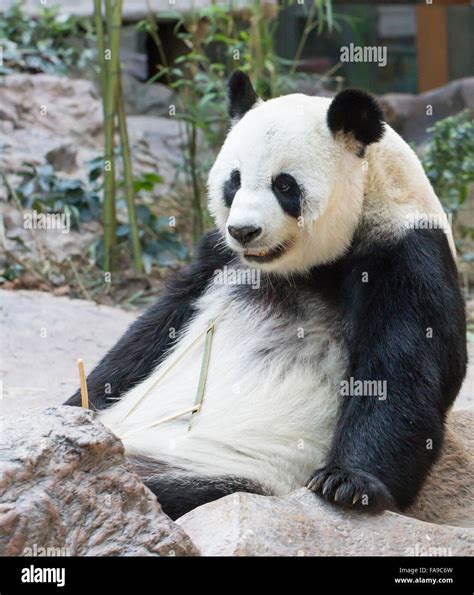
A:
223;169;241;208
273;173;296;193
272;173;302;218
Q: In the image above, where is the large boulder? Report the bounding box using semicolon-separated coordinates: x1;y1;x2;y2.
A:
177;488;474;556
178;488;474;556
0;406;199;556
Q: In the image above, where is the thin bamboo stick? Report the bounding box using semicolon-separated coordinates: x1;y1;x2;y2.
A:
188;321;215;431
78;359;89;409
119;405;201;439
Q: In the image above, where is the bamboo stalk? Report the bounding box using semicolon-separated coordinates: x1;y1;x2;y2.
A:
93;0;106;99
101;0;122;272
145;1;172;85
188;121;203;242
117;77;143;273
94;0;113;271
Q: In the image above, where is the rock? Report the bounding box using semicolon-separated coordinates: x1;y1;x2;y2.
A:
0;406;199;556
46;143;78;173
0;74;103;177
122;72;174;117
1;201;101;266
178;410;474;556
407;409;474;528
127;115;189;195
178;488;474;557
0;289;136;416
0;73;181;196
378;77;474;145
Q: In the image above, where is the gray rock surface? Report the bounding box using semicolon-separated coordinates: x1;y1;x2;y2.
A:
1;202;102;266
0;290;136;417
0;74;183;200
0;406;199;556
122;72;174;117
0;75;102;193
406;409;474;528
378;77;474;145
178;488;474;557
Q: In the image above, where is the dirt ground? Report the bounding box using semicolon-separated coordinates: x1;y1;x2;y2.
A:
1;289;473;417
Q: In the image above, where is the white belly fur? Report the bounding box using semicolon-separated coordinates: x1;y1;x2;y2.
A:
99;281;347;494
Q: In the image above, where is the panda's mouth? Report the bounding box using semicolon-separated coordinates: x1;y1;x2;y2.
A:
243;244;287;263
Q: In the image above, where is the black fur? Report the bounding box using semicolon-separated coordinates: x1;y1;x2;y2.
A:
307;226;467;511
327;88;385;147
271;173;302;219
223;169;241;208
129;455;267;520
65;230;233;410
227;70;258;120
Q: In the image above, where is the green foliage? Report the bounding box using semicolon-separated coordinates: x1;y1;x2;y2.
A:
0;262;24;283
422;111;474;257
422;111;474;215
115;174;188;272
16;162;101;229
0;2;95;75
10;159;187;270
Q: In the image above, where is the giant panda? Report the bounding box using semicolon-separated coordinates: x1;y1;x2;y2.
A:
66;71;467;520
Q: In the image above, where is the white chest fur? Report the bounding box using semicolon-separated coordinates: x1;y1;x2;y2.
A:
100;279;347;494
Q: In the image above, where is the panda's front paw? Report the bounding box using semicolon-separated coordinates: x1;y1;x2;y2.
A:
307;465;395;512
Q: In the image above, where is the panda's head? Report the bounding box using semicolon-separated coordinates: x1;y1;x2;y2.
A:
208;71;385;274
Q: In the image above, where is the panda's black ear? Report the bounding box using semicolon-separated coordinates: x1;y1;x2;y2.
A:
327;89;384;147
228;70;258;120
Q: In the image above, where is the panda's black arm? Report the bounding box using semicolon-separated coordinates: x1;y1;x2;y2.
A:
65;230;232;410
308;228;467;511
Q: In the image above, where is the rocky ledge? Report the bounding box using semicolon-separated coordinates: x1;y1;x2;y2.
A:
1;406;472;557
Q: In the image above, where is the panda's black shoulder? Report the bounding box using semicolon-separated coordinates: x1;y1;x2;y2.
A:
165;228;234;299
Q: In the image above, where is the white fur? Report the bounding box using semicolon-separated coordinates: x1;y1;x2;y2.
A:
100;274;346;494
208;93;455;270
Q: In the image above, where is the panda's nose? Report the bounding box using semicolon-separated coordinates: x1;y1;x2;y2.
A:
227;225;262;245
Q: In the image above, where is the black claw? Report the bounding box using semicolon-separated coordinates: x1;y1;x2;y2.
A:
307;465;394;512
